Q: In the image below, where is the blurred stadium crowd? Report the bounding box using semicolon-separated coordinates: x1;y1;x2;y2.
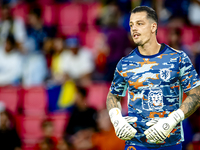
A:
1;0;200;150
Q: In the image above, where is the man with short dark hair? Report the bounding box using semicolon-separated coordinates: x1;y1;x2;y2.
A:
106;6;200;150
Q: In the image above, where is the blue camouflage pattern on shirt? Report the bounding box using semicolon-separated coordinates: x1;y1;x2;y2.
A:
110;44;200;148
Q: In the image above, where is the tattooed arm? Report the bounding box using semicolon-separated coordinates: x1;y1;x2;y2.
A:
106;91;138;140
106;91;122;112
143;86;200;143
180;85;200;119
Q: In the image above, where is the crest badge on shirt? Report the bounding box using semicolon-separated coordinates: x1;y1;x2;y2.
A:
160;68;171;81
142;88;163;110
126;146;136;150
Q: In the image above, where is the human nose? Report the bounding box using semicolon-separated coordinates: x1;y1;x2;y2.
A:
130;25;137;32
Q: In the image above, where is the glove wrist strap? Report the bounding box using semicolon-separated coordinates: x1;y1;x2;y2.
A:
109;108;122;123
169;109;185;123
176;109;185;121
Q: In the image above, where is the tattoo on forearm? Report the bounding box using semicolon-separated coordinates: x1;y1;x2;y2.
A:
180;86;200;118
106;91;121;111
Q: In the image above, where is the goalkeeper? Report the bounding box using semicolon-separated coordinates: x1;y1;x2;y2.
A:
106;6;200;150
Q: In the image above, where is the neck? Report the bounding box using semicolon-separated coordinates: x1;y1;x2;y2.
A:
138;37;161;56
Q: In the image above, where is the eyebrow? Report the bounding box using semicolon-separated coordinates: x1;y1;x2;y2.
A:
129;20;144;24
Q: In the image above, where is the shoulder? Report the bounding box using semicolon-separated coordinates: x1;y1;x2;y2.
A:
119;48;137;62
61;50;71;57
114;48;137;72
165;44;186;56
163;44;189;61
13;17;25;25
79;47;93;57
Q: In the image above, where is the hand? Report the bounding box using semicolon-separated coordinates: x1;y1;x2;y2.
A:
144;109;184;143
109;108;138;140
145;118;162;143
124;116;138;124
146;118;159;126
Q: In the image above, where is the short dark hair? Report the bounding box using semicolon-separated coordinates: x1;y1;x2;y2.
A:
6;34;16;47
29;7;42;19
76;86;87;98
131;6;158;34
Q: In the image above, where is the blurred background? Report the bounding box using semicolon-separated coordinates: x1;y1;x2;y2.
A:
0;0;200;150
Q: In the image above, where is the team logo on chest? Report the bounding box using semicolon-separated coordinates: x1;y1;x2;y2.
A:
160;68;170;81
142;88;163;110
148;88;163;110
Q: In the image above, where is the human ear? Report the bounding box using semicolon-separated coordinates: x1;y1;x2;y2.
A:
151;22;157;34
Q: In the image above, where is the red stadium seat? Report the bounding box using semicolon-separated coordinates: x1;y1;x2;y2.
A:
57;26;80;37
11;3;30;22
86;82;128;113
16;113;69;149
181;27;199;46
0;8;1;19
57;3;82;36
86;3;101;27
42;5;58;26
48;112;69;139
21;144;35;150
157;27;168;44
16;115;45;146
81;29;101;50
35;0;54;5
87;82;110;110
0;86;20;114
22;86;48;116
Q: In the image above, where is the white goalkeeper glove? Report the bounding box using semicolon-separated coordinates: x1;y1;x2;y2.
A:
109;108;137;140
144;109;184;143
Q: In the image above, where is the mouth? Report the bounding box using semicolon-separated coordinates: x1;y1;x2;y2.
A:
133;33;140;39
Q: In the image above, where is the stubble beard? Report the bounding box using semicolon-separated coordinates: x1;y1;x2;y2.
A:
134;37;150;47
132;36;143;46
134;40;143;46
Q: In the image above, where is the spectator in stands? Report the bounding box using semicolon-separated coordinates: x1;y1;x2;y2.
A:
164;0;191;27
96;1;132;81
64;86;97;150
167;27;195;63
195;54;200;76
92;33;110;80
35;119;59;150
0;34;23;86
188;0;200;25
25;6;48;53
46;36;77;113
0;4;26;53
50;37;67;85
0;102;22;150
22;6;49;87
60;37;94;87
72;109;125;150
191;36;200;75
136;0;190;26
42;38;54;79
137;0;168;24
56;139;69;150
181;107;200;150
21;50;47;87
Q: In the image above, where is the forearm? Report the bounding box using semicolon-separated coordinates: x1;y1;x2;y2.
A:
106;91;122;111
180;86;200;118
107;91;137;140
